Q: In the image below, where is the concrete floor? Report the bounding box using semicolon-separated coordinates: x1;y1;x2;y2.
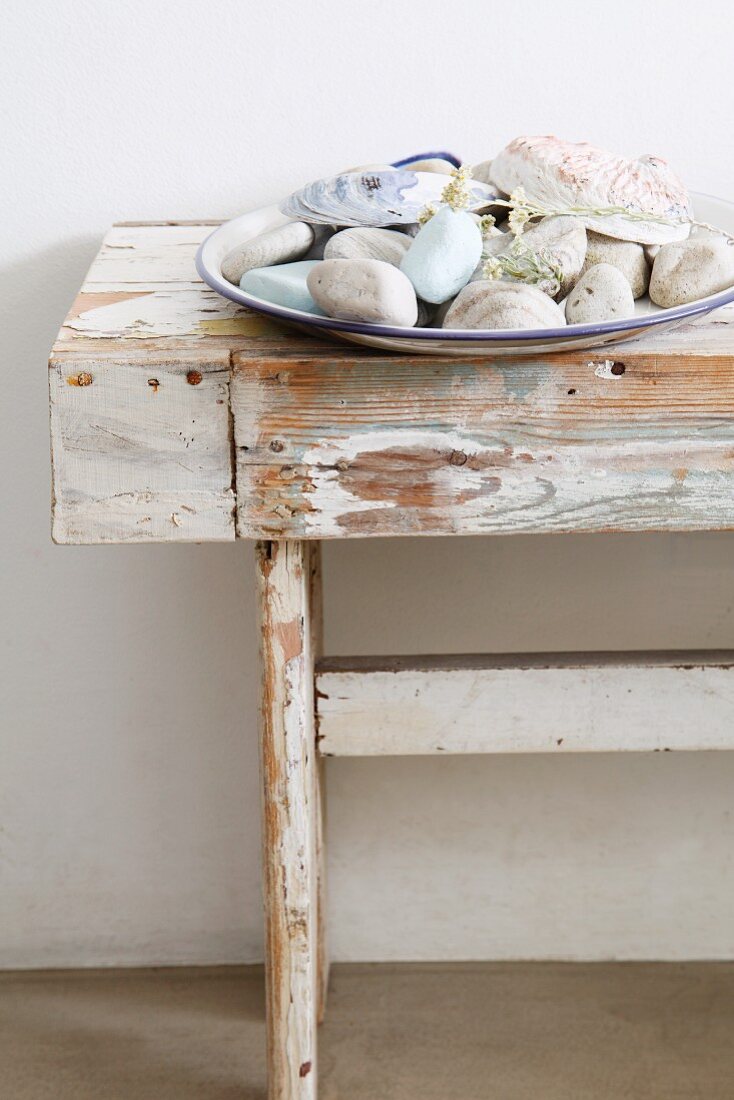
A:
1;963;733;1098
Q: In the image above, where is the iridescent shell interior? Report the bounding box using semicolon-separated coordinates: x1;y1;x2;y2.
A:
280;170;498;228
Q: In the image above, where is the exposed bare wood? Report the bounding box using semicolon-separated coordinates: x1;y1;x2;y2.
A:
257;541;319;1100
316;651;734;756
51;224;343;353
232;351;734;538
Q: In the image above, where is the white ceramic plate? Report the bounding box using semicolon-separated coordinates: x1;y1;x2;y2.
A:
196;191;734;357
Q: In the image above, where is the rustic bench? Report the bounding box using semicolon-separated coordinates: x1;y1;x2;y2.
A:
49;221;734;1099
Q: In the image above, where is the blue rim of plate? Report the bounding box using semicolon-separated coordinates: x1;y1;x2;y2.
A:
196;166;734;343
392;150;462;169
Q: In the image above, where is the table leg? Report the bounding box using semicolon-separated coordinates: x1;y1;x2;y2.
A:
308;544;330;1024
257;540;321;1100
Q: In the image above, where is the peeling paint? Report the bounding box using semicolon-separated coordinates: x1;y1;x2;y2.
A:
199;314;284;337
590;358;626;379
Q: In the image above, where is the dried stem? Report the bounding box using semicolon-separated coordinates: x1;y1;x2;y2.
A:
483;236;563;291
497;187;734;243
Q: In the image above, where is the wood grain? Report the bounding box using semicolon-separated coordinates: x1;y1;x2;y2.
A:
232;351;734;538
257;541;319;1099
49;354;235;543
52;224;342;355
316;651;734;756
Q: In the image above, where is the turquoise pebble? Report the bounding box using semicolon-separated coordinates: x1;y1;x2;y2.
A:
240;260;324;313
400;207;483;304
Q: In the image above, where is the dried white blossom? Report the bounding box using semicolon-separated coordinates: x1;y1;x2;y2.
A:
440;165;473;212
482;256;504;280
417;202;438;226
479;214;500;239
481;236;564;292
508;206;531;236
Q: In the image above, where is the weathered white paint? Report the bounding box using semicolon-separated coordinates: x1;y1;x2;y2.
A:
297;430;714;538
592;358;622;379
49;356;235;542
63;289;249;341
232;350;734;539
88;224;214;289
317;653;734;756
55;224;292;345
291;437;734;538
257;541;319;1099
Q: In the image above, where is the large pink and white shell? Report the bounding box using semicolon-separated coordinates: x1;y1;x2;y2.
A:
490;136;692;244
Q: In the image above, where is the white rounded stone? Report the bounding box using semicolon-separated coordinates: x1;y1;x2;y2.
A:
468;230;515;282
307;258;418;326
402;158;456;174
649;236;734;307
469;218;586;299
471;160;495;186
581;231;650;299
565;264;635;323
521;216;587;298
222;222;314;285
324;227;411;266
443;280;566;330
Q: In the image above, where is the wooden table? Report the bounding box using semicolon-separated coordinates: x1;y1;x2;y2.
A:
49;222;734;1099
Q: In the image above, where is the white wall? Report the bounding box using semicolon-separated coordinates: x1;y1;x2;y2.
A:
3;0;734;967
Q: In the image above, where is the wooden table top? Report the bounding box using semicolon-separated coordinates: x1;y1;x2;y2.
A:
49;222;734;543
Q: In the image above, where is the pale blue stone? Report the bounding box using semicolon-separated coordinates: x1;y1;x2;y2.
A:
400;207;483;304
240;260;324;313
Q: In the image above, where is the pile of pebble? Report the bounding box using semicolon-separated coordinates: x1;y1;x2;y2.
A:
221;159;734;331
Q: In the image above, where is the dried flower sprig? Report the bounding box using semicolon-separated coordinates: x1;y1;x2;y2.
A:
479;214;500;239
498;186;687;237
497;186;734;243
440;165;473;211
417;165;476;224
417;202;438;226
482;256;505;280
482;235;564;292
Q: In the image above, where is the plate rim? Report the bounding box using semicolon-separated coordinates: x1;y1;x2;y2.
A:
195;189;734;344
